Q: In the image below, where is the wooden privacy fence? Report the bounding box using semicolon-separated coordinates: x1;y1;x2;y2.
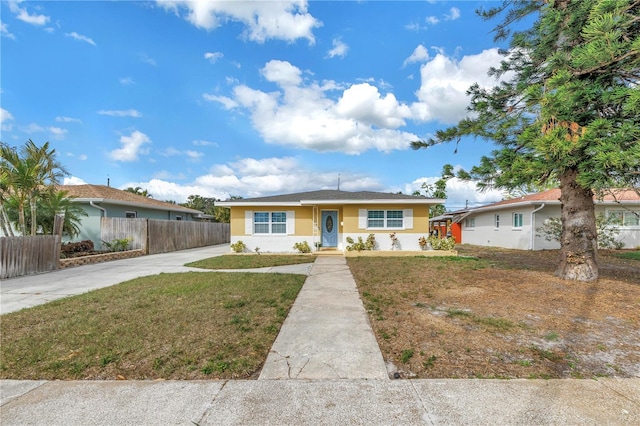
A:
1;236;61;279
100;218;148;252
101;218;230;255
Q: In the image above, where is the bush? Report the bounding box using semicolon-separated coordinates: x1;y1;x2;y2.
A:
102;238;132;252
230;240;247;253
536;214;624;249
346;234;376;251
61;240;94;255
428;236;456;250
293;241;311;253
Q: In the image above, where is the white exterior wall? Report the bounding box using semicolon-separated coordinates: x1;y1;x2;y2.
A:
345;232;426;251
465;204;640;250
462;207;534;250
230;235;316;253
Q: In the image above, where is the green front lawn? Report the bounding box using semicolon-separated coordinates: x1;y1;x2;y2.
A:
0;272;305;380
186;254;317;269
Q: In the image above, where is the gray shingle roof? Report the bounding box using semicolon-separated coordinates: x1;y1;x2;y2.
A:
221;189;435;204
59;185;203;214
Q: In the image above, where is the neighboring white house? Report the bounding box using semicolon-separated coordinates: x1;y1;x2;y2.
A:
460;189;640;250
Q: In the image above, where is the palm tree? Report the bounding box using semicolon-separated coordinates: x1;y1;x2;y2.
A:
0;140;68;235
0;162;15;236
125;186;152;198
35;189;87;237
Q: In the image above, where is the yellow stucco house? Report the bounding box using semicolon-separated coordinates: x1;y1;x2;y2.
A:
216;190;445;252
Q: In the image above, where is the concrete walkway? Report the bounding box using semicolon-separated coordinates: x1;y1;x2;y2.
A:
260;256;388;380
1;253;639;424
0;244;312;315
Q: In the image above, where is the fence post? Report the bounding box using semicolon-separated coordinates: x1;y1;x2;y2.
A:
53;214;64;269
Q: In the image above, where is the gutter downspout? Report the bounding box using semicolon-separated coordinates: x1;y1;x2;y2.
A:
90;201;107;217
530;203;545;250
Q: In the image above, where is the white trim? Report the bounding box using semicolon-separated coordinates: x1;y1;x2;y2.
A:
244;210;253;235
358;209;367;229
404;209;413;229
218;198;445;207
286;211;295;235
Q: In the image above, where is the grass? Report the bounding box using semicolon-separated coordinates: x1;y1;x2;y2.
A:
0;272;306;380
613;250;640;261
186;254;317;269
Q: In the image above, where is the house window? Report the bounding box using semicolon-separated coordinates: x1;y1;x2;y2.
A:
175;216;182;221
494;214;500;228
125;211;137;218
513;213;523;228
465;217;476;229
254;212;287;234
607;210;640;227
367;210;403;229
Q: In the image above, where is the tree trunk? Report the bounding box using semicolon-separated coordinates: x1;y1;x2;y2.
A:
30;197;38;236
0;204;14;236
554;168;599;281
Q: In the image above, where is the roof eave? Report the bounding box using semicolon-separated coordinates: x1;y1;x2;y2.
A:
74;198;202;214
217;198;445;207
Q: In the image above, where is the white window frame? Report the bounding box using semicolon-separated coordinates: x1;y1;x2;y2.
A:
465;217;476;229
367;209;404;229
513;213;523;228
125;211;137;218
253;211;287;235
494;214;500;229
175;215;182;221
607;209;640;228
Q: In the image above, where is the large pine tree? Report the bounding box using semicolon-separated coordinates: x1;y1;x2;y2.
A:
413;0;640;281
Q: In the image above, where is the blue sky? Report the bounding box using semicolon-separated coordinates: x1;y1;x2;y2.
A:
1;0;517;209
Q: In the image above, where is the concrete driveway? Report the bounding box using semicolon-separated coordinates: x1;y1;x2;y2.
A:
0;244;231;315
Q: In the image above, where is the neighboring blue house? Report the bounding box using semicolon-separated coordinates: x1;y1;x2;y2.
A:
60;184;206;247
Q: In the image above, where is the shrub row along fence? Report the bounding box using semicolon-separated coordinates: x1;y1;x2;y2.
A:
1;236;61;279
101;218;230;255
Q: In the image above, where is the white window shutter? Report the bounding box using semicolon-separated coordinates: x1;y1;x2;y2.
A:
404;209;413;229
286;211;295;235
358;209;367;229
245;210;253;235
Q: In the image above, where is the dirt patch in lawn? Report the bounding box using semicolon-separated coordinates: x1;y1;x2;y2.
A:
347;246;640;379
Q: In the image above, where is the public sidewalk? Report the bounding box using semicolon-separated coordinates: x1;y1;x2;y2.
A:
1;255;639;425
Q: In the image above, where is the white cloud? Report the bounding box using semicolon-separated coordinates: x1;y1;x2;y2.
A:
66;31;96;46
140;54;157;66
8;1;50;26
109;130;151;162
411;48;508;124
24;123;45;133
119;77;135;85
56;116;82;123
206;60;418;154
1;108;14;132
403;44;429;67
1;21;16;40
404;177;503;210
48;126;68;139
326;38;348;59
261;59;302;86
193;139;218;147
445;7;461;21
157;0;321;44
123;156;382;203
66;153;88;161
426;16;439;25
98;109;142;118
204;52;223;63
202;94;238;109
63;176;88;185
185;150;203;160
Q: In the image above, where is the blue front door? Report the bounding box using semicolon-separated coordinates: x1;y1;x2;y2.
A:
321;211;338;247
